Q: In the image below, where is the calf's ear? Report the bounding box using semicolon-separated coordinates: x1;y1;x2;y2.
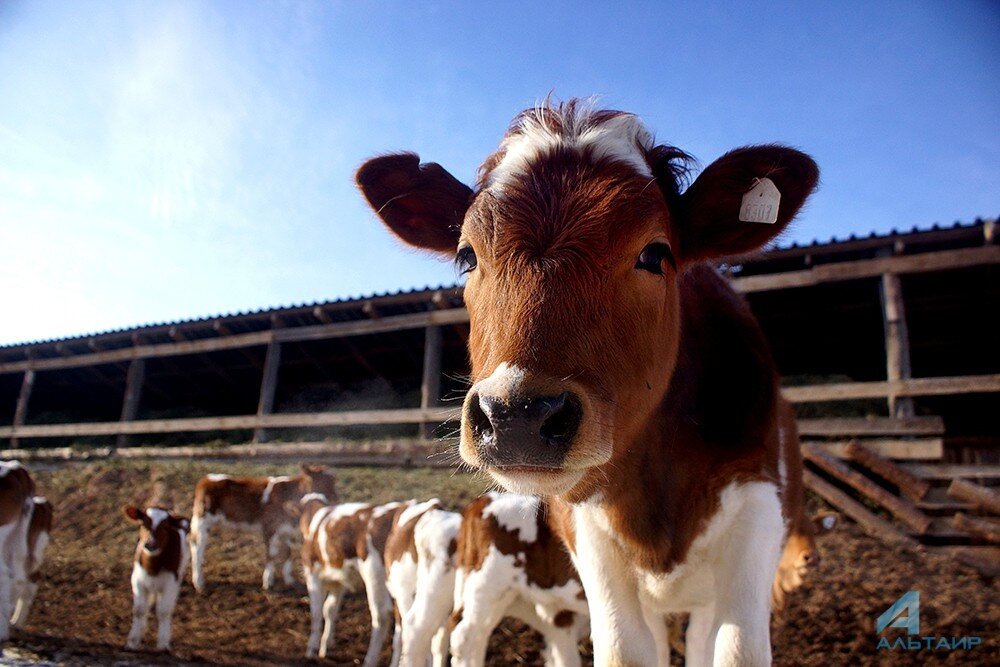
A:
356;152;472;255
674;145;819;262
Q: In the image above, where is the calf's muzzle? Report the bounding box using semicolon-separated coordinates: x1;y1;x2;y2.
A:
466;390;583;469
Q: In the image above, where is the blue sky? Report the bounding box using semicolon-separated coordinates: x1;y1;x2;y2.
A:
0;1;996;346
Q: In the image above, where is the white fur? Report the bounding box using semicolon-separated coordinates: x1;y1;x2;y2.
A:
300;492;329;505
396;498;439;529
482;492;539;542
145;508;169;532
373;500;408;520
487;103;654;188
205;473;229;481
572;481;785;666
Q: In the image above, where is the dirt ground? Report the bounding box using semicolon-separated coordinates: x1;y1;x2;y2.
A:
2;460;996;666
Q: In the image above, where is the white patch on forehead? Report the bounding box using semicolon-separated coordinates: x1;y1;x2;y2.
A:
372;500;406;520
483;493;539;543
262;475;292;504
475;362;526;400
397;498;440;527
488;105;654;189
33;496;47;504
300;492;328;505
145;508;170;531
206;473;229;481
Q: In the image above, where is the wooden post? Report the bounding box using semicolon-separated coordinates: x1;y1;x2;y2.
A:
253;341;282;443
420;325;443;439
11;369;35;447
116;359;146;448
879;267;915;418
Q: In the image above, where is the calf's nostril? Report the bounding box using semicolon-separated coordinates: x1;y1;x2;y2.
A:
539;392;582;445
469;393;496;439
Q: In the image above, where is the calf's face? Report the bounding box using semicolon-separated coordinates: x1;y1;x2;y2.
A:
357;102;818;497
123;506;189;555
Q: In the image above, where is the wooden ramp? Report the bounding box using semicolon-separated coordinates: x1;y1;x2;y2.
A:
801;416;1000;575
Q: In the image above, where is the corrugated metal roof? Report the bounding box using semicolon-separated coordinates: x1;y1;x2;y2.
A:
1;217;992;351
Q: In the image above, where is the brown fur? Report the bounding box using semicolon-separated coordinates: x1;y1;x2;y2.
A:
0;464;34;526
457;496;579;590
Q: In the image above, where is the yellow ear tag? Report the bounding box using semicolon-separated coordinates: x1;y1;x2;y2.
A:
739;177;781;224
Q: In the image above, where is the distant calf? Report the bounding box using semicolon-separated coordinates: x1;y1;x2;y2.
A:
190;464;336;591
10;496;53;629
0;460;34;643
384;499;461;667
451;494;589;667
299;495;409;664
123;506;190;652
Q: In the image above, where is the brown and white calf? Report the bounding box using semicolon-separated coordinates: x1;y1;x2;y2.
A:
10;496;53;629
0;460;34;643
189;464;336;592
450;493;589;667
358;100;820;665
383;498;461;667
298;495;409;664
123;506;190;652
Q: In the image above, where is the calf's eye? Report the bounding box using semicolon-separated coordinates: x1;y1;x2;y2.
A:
456;245;478;275
635;242;675;274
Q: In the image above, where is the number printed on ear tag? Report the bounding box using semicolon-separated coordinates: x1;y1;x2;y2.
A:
739;177;781;224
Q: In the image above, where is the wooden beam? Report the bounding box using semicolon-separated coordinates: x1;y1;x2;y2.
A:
879;269;915;418
10;369;35;447
805;438;942;460
796;416;943;437
0;308;470;375
803;444;932;533
730;245;1000;292
782;374;1000;403
0;407;459;438
952;513;1000;543
312;306;333;324
803;469;918;547
253;341;282;443
947;479;1000;515
116;358;145;448
845;441;930;501
420;325;443;439
900;464;1000;480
